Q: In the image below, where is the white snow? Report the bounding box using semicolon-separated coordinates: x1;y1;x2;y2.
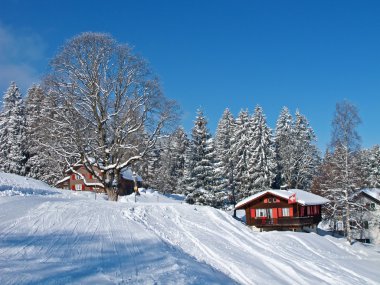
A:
0;172;60;196
0;172;379;284
236;189;329;209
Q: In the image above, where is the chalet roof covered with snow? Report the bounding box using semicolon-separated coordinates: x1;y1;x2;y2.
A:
361;188;380;204
121;168;143;182
55;176;70;185
235;189;329;209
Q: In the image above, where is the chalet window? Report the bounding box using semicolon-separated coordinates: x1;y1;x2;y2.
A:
268;198;278;203
363;221;369;229
282;208;290;217
370;203;376;210
256;209;267;217
75;174;81;180
75;184;82;191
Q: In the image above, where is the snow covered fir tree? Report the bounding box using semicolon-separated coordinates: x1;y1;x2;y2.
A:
182;109;227;207
0;82;27;175
249;105;276;191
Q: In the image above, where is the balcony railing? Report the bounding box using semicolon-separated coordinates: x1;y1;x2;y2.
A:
252;216;321;227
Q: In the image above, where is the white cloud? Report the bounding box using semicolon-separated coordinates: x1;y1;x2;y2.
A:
0;23;46;95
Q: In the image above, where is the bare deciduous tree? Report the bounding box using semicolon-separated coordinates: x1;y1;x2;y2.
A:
41;32;178;200
329;100;362;243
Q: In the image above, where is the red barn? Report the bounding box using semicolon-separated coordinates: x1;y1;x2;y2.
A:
235;189;329;232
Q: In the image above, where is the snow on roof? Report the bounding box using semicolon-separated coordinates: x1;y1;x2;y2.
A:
121;168;143;182
235;189;329;209
361;188;380;203
55;176;70;185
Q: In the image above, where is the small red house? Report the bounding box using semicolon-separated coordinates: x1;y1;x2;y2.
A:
235;189;329;232
55;164;142;196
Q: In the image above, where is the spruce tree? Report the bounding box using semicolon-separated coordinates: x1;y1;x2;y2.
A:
367;145;380;188
292;110;320;190
274;106;294;188
230;109;252;200
25;84;49;179
0;82;27;175
214;108;235;191
184;110;216;205
249;105;276;191
153;128;189;194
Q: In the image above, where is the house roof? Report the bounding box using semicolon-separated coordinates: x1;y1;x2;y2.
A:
55;176;70;185
360;188;380;204
121;168;143;182
235;189;329;210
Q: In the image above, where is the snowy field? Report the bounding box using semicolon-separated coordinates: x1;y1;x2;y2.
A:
0;173;379;284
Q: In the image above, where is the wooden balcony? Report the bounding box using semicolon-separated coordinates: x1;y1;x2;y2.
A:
252;216;321;228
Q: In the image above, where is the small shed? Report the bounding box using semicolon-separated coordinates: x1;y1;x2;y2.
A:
119;168;143;195
235;189;329;232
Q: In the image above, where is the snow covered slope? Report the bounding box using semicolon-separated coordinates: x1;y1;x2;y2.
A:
0;172;59;196
0;173;379;284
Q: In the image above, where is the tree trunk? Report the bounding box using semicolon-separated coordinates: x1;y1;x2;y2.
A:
106;187;118;201
344;188;353;244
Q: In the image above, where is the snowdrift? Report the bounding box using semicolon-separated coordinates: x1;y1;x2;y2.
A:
0;172;60;196
0;173;379;284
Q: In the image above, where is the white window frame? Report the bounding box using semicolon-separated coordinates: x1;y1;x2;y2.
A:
256;209;267;217
75;184;82;191
75;174;82;180
282;208;290;217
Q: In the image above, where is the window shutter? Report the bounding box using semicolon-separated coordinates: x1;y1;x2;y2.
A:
250;209;256;218
72;174;75;180
71;185;75;190
272;208;278;218
289;207;294;217
82;184;85;190
89;174;92;179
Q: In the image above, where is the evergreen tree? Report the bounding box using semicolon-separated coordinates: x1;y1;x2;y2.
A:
249;105;276;191
274;107;319;190
169;128;189;193
214;108;235;191
184;110;216;205
24;84;54;180
230;109;252;200
0;82;27;175
292;110;320;190
274;106;294;188
190;109;214;190
152;128;189;194
366;145;380;188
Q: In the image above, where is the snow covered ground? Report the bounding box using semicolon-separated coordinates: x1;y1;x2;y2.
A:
0;173;379;284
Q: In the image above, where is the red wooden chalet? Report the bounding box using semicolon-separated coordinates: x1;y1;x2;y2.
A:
235;189;329;232
55;163;142;196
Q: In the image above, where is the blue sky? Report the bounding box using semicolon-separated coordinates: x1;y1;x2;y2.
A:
1;0;379;151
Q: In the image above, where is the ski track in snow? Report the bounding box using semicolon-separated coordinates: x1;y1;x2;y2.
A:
127;203;380;285
0;190;379;284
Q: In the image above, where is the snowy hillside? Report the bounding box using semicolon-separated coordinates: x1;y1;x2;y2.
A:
0;173;379;284
0;172;59;196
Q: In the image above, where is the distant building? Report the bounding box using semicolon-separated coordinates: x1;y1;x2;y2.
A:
352;189;380;244
55;163;142;196
235;189;329;232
